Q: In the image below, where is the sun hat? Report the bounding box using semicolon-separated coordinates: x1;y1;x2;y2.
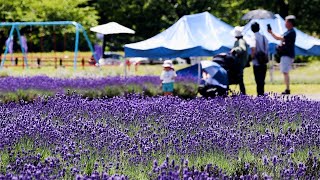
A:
162;60;173;68
233;26;244;38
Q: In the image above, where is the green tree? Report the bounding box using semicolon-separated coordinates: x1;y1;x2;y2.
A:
93;0;246;50
0;0;99;51
93;0;319;50
238;0;320;34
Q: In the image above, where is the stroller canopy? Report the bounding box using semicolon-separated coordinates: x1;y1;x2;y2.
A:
176;61;228;89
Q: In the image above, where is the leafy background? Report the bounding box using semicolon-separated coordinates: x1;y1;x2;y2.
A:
0;0;319;51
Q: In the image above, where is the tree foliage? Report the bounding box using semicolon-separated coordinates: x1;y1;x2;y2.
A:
0;0;319;51
0;0;98;51
93;0;319;50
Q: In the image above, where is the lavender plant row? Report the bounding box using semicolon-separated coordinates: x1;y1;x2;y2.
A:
0;76;198;102
0;76;196;92
0;94;319;179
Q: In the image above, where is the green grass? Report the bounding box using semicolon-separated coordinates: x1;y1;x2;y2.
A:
0;66;319;99
230;61;320;96
1;54;320;97
0;89;54;103
243;61;320;85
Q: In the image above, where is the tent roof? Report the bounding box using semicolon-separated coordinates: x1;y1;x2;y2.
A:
124;12;235;58
242;14;320;55
90;22;135;35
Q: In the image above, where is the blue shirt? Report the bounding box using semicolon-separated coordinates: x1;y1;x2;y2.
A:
282;29;296;58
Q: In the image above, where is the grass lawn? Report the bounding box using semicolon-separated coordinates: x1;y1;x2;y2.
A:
0;55;319;96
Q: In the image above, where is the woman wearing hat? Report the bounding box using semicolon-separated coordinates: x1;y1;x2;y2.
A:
160;60;177;96
230;26;248;95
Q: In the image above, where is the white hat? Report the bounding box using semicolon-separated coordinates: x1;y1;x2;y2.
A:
233;26;244;37
285;15;296;20
162;60;173;68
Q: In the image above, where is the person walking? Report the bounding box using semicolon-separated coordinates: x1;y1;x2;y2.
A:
231;26;248;95
250;22;269;96
268;15;296;95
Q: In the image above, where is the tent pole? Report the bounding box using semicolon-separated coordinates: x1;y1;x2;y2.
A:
102;35;107;58
198;60;201;85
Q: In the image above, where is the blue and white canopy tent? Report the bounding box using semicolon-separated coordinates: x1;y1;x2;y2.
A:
124;12;235;58
242;14;320;56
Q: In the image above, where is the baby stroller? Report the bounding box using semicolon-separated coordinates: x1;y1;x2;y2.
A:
197;61;229;98
176;54;240;98
212;53;242;86
198;53;243;98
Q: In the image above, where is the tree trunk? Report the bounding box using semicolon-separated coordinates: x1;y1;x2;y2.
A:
277;0;289;19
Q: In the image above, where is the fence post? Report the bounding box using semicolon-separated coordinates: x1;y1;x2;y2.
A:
37;58;41;68
15;57;18;66
81;57;85;69
55;58;57;69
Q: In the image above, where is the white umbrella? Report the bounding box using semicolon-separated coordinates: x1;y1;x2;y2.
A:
90;22;135;35
242;9;275;20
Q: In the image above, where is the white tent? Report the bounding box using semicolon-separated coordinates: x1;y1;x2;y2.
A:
124;12;235;58
90;22;135;35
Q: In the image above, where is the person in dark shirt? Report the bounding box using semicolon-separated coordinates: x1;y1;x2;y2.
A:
268;15;296;95
230;26;248;95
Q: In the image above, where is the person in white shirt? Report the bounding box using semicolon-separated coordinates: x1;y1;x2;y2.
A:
160;60;177;96
250;22;269;96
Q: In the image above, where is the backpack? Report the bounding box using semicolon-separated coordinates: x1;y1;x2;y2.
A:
256;36;269;64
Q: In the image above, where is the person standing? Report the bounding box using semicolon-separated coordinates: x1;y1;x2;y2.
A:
5;36;14;65
231;26;248;95
20;34;28;54
268;15;296;95
20;34;28;63
160;60;177;96
250;22;269;96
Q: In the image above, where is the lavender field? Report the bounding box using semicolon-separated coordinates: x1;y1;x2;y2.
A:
0;93;319;179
